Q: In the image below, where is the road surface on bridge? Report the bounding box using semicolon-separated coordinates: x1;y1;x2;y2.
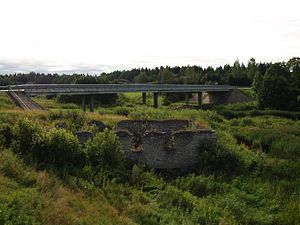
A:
0;84;236;96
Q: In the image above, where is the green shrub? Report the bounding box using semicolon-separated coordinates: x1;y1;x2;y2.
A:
48;110;64;120
65;111;86;131
197;133;244;175
0;123;13;148
174;174;227;197
85;128;123;170
130;165;163;191
113;106;133;116
32;128;84;169
11;118;43;156
48;110;86;131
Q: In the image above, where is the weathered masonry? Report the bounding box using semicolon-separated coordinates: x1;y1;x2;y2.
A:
115;120;216;170
73;119;216;169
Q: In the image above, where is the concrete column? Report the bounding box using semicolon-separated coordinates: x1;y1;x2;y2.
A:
90;95;94;112
185;92;190;105
142;93;147;105
198;92;202;108
82;96;86;112
153;93;158;108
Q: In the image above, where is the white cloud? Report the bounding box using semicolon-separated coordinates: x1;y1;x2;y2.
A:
0;0;299;74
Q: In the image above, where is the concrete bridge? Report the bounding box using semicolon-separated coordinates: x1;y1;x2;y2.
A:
0;84;240;111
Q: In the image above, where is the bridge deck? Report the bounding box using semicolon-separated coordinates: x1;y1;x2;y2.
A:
0;84;236;95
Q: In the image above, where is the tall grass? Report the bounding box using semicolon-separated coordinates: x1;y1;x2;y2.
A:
1;92;300;224
0;93;18;110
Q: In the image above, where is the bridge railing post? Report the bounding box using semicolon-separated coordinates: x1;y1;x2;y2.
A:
82;96;86;112
90;95;94;112
185;92;189;105
154;93;158;108
198;92;202;109
142;93;147;105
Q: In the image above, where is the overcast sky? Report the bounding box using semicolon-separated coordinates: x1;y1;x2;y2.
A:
0;0;299;74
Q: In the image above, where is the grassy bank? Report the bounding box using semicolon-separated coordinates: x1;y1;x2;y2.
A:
0;94;299;224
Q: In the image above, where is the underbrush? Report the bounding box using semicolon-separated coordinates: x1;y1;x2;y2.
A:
0;97;300;224
234;127;300;161
120;106;221;129
32;96;79;110
0;93;17;110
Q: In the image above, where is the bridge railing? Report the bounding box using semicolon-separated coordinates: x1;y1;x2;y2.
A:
2;84;237;95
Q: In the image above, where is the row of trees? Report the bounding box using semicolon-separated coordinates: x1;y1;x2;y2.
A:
0;57;299;110
253;58;300;110
0;58;268;86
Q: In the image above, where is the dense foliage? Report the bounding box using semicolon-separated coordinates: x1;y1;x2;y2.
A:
0;91;300;224
253;61;300;110
1;61;300;224
0;58;275;86
1;57;300;110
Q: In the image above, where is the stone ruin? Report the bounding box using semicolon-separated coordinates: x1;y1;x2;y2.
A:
72;119;216;170
116;120;216;170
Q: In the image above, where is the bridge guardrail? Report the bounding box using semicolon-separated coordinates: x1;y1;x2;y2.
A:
4;84;240;95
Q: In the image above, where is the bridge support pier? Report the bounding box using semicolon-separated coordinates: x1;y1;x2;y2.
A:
154;93;158;108
185;93;190;105
198;92;202;108
142;93;147;105
82;96;86;112
90;95;94;112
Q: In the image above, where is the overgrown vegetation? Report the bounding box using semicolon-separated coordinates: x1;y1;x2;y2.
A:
1;86;300;224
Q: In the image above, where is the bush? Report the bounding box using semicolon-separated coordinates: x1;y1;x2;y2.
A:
48;110;86;131
197;132;245;175
85;128;123;170
48;111;64;120
65;111;86;131
113;106;133;116
11;118;43;156
32;128;85;169
0;123;13;148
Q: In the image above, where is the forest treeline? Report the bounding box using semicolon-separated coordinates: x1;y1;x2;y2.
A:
0;57;299;110
0;58;286;86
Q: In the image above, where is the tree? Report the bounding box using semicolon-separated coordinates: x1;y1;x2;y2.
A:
252;71;263;95
288;58;300;90
157;67;177;83
134;71;149;83
257;63;292;109
246;58;257;82
227;59;250;86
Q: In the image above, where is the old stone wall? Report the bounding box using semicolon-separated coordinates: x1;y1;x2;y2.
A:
115;120;216;170
71;119;216;170
116;120;190;134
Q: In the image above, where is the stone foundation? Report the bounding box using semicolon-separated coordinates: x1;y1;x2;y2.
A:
116;119;190;134
72;119;216;170
116;120;216;169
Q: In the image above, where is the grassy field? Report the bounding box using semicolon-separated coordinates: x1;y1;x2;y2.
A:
0;93;18;110
33;96;80;110
0;94;299;224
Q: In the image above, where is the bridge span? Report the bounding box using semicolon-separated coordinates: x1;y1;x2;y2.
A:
0;84;238;111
